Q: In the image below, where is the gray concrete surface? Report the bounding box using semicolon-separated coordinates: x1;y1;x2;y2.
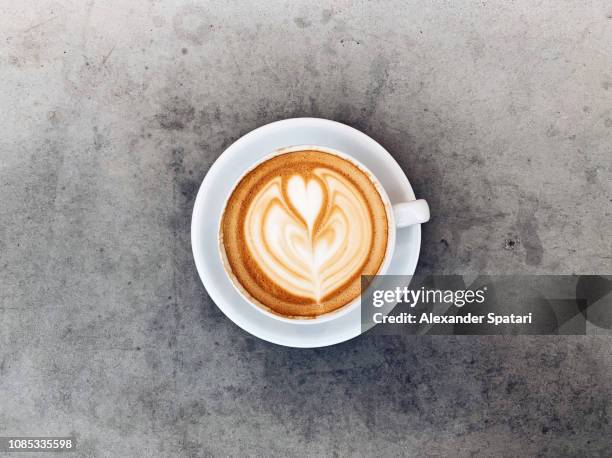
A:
1;1;611;456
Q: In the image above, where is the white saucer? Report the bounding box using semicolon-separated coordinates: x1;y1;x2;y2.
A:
191;118;421;348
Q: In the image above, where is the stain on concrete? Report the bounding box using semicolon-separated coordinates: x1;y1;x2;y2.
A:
179;179;198;201
585;167;599;184
294;17;312;28
6;11;65;67
517;197;544;266
92;126;109;150
361;55;390;121
468;31;486;61
168;146;185;174
155;97;195;130
546;125;560;137
321;9;334;24
151;15;166;27
173;5;212;45
235;336;612;455
47;110;61;125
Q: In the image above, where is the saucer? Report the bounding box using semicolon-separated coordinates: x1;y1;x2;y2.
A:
191;118;421;347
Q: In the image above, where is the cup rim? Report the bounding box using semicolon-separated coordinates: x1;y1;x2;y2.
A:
217;144;396;325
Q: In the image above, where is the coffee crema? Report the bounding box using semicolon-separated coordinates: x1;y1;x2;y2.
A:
220;150;389;318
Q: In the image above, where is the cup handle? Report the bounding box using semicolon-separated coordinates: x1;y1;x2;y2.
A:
393;199;430;228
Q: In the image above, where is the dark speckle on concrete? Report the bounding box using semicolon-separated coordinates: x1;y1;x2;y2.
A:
504;237;520;250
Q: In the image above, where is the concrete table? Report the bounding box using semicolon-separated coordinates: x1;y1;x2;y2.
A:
1;1;611;456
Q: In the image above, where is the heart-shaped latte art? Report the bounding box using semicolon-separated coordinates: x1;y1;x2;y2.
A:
244;167;373;303
286;175;324;231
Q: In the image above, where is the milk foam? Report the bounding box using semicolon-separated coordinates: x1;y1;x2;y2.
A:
244;167;373;303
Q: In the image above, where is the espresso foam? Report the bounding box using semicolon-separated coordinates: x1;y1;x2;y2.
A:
220;150;389;318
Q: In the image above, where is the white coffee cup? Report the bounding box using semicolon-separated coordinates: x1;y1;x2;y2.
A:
218;144;430;324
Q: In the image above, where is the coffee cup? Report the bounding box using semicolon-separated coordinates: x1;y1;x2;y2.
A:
219;145;429;324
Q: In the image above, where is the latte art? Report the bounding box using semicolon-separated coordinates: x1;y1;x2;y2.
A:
246;169;372;302
221;150;389;318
